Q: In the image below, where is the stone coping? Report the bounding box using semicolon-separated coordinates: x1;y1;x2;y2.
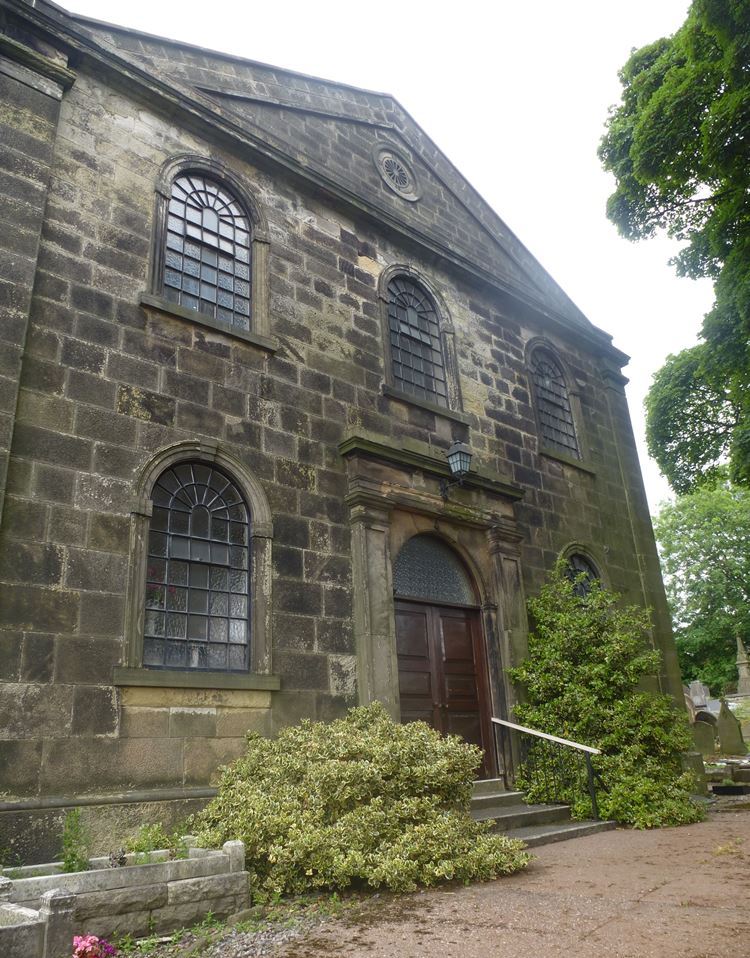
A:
9;850;229;906
0;902;41;926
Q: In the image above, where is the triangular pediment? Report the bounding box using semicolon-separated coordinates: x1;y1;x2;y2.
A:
71;17;596;332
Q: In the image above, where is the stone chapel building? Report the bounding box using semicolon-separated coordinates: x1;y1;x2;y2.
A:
0;0;685;861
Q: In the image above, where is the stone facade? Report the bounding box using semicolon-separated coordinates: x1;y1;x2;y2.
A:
0;0;686;861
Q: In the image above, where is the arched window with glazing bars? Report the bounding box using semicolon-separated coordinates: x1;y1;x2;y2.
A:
386;275;448;407
144;461;251;672
530;347;580;458
163;173;252;331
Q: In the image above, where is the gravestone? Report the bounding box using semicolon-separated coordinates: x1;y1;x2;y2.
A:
736;635;750;696
688;680;710;709
717;702;747;755
693;720;716;757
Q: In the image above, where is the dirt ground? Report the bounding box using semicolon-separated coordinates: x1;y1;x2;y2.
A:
274;806;750;958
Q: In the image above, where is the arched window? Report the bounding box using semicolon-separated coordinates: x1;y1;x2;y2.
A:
144;461;251;672
530;347;580;458
393;534;476;605
565;552;599;597
387;276;448;407
163;173;251;331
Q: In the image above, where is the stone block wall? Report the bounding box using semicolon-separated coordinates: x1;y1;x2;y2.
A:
0;2;683;859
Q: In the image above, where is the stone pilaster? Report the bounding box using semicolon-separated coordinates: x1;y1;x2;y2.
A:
487;517;528;782
0;35;74;526
348;494;398;717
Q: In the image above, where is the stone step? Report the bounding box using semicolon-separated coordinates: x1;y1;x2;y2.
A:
470;790;525;812
471;778;508;798
468;779;614;850
503;818;617;848
472;801;571;829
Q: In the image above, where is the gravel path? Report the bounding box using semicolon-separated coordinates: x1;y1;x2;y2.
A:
268;805;750;958
134;803;750;958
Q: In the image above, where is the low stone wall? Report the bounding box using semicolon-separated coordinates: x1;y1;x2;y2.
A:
0;897;47;958
0;840;249;957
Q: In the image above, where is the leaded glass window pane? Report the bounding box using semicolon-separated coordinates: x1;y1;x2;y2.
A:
566;553;599;597
393;535;475;605
531;350;580;458
144;462;250;672
387;277;447;407
163;174;252;331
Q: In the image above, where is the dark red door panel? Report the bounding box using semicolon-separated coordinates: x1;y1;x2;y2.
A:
395;599;494;778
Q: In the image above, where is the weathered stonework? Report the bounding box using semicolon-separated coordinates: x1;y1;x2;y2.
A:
0;0;690;859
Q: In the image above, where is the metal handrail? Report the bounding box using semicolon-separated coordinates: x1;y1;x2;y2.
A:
491;718;601;755
492;717;604;819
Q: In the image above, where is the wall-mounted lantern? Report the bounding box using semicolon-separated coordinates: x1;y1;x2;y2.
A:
439;441;472;500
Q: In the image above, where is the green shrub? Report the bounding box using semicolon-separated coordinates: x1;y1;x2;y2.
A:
509;561;703;829
191;703;529;894
124;823;188;863
61;809;89;873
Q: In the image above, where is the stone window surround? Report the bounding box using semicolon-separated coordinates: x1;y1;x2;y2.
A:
144;153;275;353
115;440;276;692
378;264;465;419
559;541;609;590
525;337;592;471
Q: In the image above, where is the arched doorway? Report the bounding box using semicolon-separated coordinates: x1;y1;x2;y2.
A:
392;534;495;777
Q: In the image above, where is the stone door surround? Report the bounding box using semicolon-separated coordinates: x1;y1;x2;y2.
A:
340;433;531;779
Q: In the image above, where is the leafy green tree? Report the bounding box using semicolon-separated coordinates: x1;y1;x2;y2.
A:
653;482;750;693
645;345;738;495
599;0;750;491
509;562;702;828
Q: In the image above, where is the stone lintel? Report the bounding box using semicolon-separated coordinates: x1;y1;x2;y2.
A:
345;476;504;530
339;434;524;502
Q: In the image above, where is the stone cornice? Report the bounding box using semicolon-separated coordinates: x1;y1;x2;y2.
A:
339;433;524;502
0;32;76;89
345;476;506;530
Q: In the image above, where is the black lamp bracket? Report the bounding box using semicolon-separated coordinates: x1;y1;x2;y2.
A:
439;475;465;500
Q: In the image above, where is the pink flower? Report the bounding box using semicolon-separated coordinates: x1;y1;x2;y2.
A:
72;934;117;958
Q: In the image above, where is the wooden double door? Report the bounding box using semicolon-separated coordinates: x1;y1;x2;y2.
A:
395;599;495;778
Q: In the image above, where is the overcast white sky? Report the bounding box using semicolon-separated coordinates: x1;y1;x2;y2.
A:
67;0;714;513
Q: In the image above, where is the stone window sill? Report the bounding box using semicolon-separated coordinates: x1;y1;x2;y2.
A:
113;666;281;691
539;446;596;476
382;385;471;425
139;293;278;354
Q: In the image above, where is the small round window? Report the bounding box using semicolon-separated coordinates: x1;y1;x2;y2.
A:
373;144;420;202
